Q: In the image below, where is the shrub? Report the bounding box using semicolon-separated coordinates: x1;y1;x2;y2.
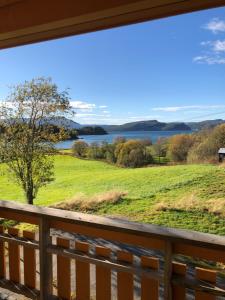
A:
72;140;88;158
116;140;153;167
168;134;195;162
187;124;225;163
86;142;105;159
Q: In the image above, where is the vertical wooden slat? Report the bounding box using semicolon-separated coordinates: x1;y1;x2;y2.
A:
141;256;159;300
57;237;71;300
23;230;36;289
8;227;20;283
39;217;52;300
117;250;133;300
75;241;90;300
96;246;111;300
0;226;5;279
164;241;173;300
172;262;186;300
195;268;216;300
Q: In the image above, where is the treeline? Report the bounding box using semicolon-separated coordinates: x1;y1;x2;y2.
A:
72;137;153;167
72;124;225;167
39;125;107;140
167;123;225;163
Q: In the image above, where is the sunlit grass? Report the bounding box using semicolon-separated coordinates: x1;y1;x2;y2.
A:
0;155;225;234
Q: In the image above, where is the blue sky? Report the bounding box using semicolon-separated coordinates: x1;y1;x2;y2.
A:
0;7;225;125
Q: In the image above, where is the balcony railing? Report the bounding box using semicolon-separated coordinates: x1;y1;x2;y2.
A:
0;200;225;300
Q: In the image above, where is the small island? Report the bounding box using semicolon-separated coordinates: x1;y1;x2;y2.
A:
77;126;108;135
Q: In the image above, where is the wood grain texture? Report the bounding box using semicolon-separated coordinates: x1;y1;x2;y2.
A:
117;250;133;300
23;230;36;289
57;237;71;300
195;268;216;300
75;241;90;300
96;246;111;300
141;256;159;300
8;227;20;283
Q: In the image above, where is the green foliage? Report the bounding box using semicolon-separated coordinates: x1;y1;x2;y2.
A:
116;140;153;167
168;134;195;162
77;126;107;135
0;77;71;204
72;140;88;158
1;155;225;234
187;124;225;163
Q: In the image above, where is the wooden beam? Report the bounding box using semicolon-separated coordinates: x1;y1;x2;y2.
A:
0;0;224;49
0;200;225;252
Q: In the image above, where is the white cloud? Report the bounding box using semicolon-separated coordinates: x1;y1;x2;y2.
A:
193;55;225;65
70;101;96;110
153;105;225;112
212;40;225;52
204;18;225;34
99;105;108;109
76;113;110;117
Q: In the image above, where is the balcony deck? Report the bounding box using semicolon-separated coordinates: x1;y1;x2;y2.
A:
0;200;225;300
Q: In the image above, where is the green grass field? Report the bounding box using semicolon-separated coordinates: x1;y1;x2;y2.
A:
1;155;225;234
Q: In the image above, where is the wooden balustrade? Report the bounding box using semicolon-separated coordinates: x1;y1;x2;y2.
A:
0;200;225;300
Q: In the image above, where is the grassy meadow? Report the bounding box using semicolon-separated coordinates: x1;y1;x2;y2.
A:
1;155;225;235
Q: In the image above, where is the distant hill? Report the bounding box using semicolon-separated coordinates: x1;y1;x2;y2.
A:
42;117;225;132
42;116;82;129
101;120;191;132
187;119;225;131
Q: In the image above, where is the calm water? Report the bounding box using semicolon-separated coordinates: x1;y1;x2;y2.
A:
56;130;192;149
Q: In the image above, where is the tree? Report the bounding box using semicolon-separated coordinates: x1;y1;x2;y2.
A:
187;124;225;163
116;140;152;167
168;134;194;162
152;137;167;163
72;140;88;157
0;77;71;204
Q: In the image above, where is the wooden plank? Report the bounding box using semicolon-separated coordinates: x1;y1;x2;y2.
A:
0;226;5;278
96;246;111;300
48;244;162;281
195;268;216;300
39;217;53;300
57;237;71;300
117;250;133;300
172;262;186;300
0;0;224;49
23;230;36;290
164;241;172;300
75;241;90;300
141;256;159;300
1;201;225;253
174;243;225;264
8;227;20;283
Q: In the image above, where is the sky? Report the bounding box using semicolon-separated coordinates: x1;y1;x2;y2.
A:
0;7;225;125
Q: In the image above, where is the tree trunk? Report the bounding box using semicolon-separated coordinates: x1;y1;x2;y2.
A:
26;188;34;205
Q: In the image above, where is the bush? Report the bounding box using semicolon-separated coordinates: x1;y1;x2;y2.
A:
187;124;225;163
116;140;153;167
72;140;88;158
168;134;195;162
86;142;105;159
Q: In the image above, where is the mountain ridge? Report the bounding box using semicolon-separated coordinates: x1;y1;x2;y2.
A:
47;117;225;132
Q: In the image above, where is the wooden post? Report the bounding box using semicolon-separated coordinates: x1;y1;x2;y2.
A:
164;241;173;300
39;217;52;300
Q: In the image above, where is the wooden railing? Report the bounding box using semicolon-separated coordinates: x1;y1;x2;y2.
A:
0;200;225;300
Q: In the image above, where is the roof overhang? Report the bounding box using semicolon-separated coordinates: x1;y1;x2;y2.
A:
0;0;225;49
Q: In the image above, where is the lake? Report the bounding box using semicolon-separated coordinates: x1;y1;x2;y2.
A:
56;130;192;149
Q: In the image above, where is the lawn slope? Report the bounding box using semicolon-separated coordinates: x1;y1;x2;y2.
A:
0;155;225;234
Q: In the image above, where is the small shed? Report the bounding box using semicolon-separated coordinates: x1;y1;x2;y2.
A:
218;148;225;162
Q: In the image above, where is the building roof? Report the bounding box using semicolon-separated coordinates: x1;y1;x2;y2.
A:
0;0;225;49
218;148;225;154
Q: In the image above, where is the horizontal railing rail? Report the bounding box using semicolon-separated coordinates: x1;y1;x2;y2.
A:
0;200;225;300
